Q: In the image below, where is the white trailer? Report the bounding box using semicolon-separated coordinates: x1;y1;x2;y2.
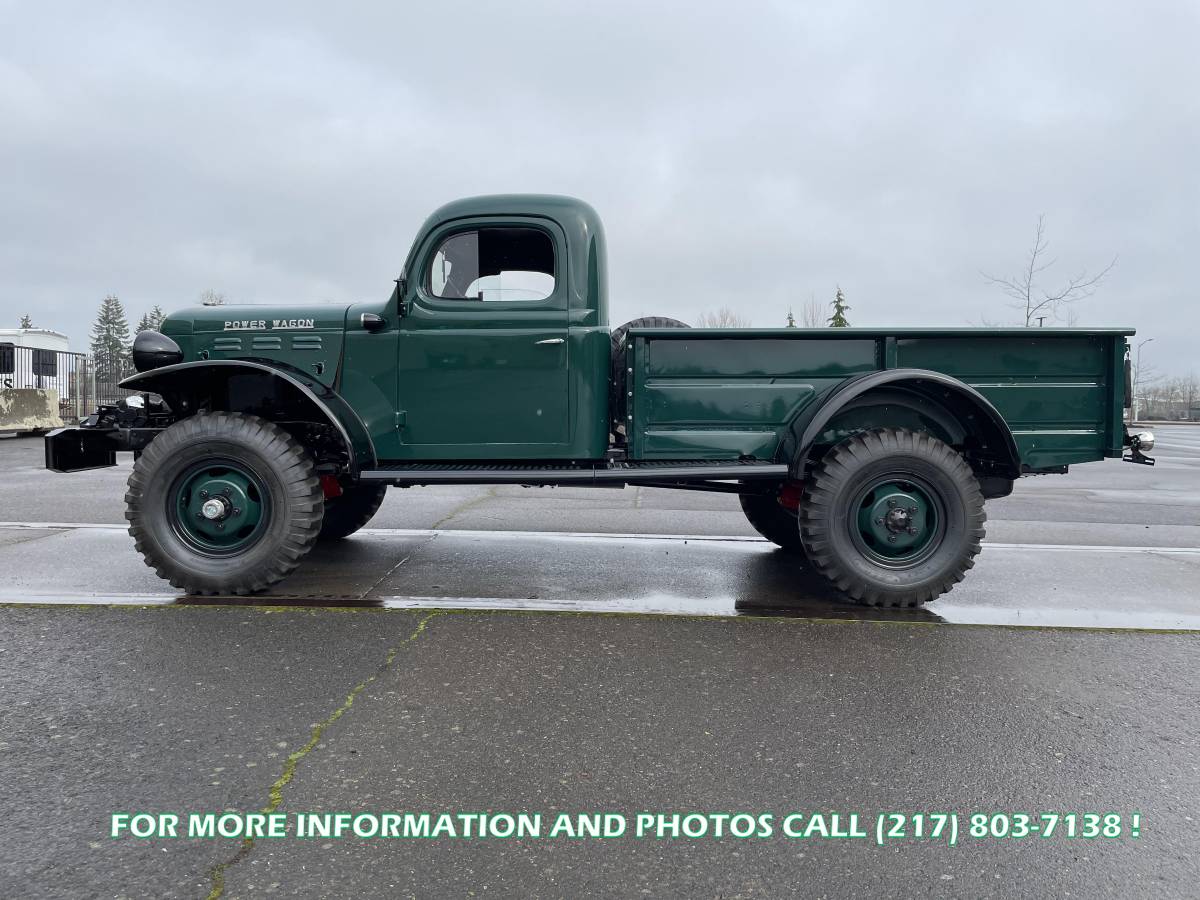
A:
0;328;84;432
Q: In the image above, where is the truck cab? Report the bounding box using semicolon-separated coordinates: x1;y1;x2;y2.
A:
341;195;611;460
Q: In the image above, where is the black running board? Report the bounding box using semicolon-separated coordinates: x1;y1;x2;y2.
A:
359;461;788;488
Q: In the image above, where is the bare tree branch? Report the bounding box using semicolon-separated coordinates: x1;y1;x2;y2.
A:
981;215;1116;326
696;306;752;327
800;295;824;327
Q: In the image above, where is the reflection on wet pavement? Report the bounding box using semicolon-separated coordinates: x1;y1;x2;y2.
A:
2;523;1198;631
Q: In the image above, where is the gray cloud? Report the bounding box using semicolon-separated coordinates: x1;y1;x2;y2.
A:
1;0;1196;372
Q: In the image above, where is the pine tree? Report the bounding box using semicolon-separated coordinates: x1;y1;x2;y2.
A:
19;314;33;329
828;287;851;327
135;306;165;334
90;294;132;385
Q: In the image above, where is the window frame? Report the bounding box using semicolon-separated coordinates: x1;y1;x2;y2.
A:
413;218;567;314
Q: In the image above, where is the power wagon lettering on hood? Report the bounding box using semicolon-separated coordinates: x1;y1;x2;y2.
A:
223;319;315;330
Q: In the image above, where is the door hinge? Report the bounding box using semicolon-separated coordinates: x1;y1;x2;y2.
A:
395;411;407;429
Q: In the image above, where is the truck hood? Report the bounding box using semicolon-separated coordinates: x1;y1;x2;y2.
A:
160;303;353;390
166;303;354;336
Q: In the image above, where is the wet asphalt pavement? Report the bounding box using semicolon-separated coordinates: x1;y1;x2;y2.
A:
1;427;1198;897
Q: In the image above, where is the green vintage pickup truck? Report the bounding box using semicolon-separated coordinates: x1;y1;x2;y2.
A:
46;195;1153;606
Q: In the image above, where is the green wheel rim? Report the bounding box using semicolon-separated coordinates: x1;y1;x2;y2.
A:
849;474;945;568
169;459;270;556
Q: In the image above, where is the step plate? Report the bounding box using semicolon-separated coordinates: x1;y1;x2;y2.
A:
359;461;788;486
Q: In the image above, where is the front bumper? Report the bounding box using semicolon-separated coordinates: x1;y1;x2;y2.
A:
44;426;160;473
44;427;117;472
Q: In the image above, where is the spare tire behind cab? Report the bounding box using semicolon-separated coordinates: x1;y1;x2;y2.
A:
609;316;689;435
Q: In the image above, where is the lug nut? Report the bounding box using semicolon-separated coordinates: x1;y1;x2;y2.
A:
233;508;242;516
888;535;897;543
908;507;917;515
887;499;896;508
874;517;884;525
216;523;224;530
199;490;208;499
908;527;918;535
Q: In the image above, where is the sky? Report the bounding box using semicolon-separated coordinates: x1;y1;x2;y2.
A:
1;1;1196;374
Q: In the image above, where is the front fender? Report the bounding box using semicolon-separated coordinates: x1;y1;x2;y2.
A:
120;359;376;475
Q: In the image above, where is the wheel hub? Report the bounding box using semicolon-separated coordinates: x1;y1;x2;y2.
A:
853;478;941;565
884;506;913;533
171;464;266;554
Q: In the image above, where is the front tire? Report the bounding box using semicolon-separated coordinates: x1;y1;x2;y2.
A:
125;412;324;594
799;428;985;607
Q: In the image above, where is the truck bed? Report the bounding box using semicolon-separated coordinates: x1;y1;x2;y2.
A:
626;327;1133;470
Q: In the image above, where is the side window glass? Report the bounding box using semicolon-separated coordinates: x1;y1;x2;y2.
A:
427;227;555;302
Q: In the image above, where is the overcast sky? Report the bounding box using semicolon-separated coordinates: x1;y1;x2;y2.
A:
2;1;1196;373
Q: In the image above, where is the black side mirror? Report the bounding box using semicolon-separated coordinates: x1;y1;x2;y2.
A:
360;313;386;332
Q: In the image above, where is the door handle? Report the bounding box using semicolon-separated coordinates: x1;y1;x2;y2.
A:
535;338;565;345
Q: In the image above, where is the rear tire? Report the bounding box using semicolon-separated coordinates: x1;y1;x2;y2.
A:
319;483;387;540
739;492;804;553
799;428;985;607
125;412;324;595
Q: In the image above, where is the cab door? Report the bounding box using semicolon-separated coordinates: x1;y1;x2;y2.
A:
396;220;570;457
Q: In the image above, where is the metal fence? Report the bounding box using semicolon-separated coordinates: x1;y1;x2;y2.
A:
0;344;136;424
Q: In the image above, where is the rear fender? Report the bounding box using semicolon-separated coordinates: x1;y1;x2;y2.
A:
120;360;376;475
781;368;1021;481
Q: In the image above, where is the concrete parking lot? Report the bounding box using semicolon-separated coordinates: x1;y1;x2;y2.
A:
1;427;1198;897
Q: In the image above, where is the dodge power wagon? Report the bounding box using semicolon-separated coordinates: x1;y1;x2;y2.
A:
45;195;1154;607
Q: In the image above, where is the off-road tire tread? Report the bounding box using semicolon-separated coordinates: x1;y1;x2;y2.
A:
125;412;323;595
319;483;388;540
739;492;805;553
799;428;986;607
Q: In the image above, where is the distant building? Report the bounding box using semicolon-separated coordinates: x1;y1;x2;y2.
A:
0;327;70;353
0;328;72;390
0;328;75;431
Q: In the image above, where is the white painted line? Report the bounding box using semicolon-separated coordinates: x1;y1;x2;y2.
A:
984;542;1200;555
0;521;120;530
0;591;179;605
2;521;1200;555
0;521;765;543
